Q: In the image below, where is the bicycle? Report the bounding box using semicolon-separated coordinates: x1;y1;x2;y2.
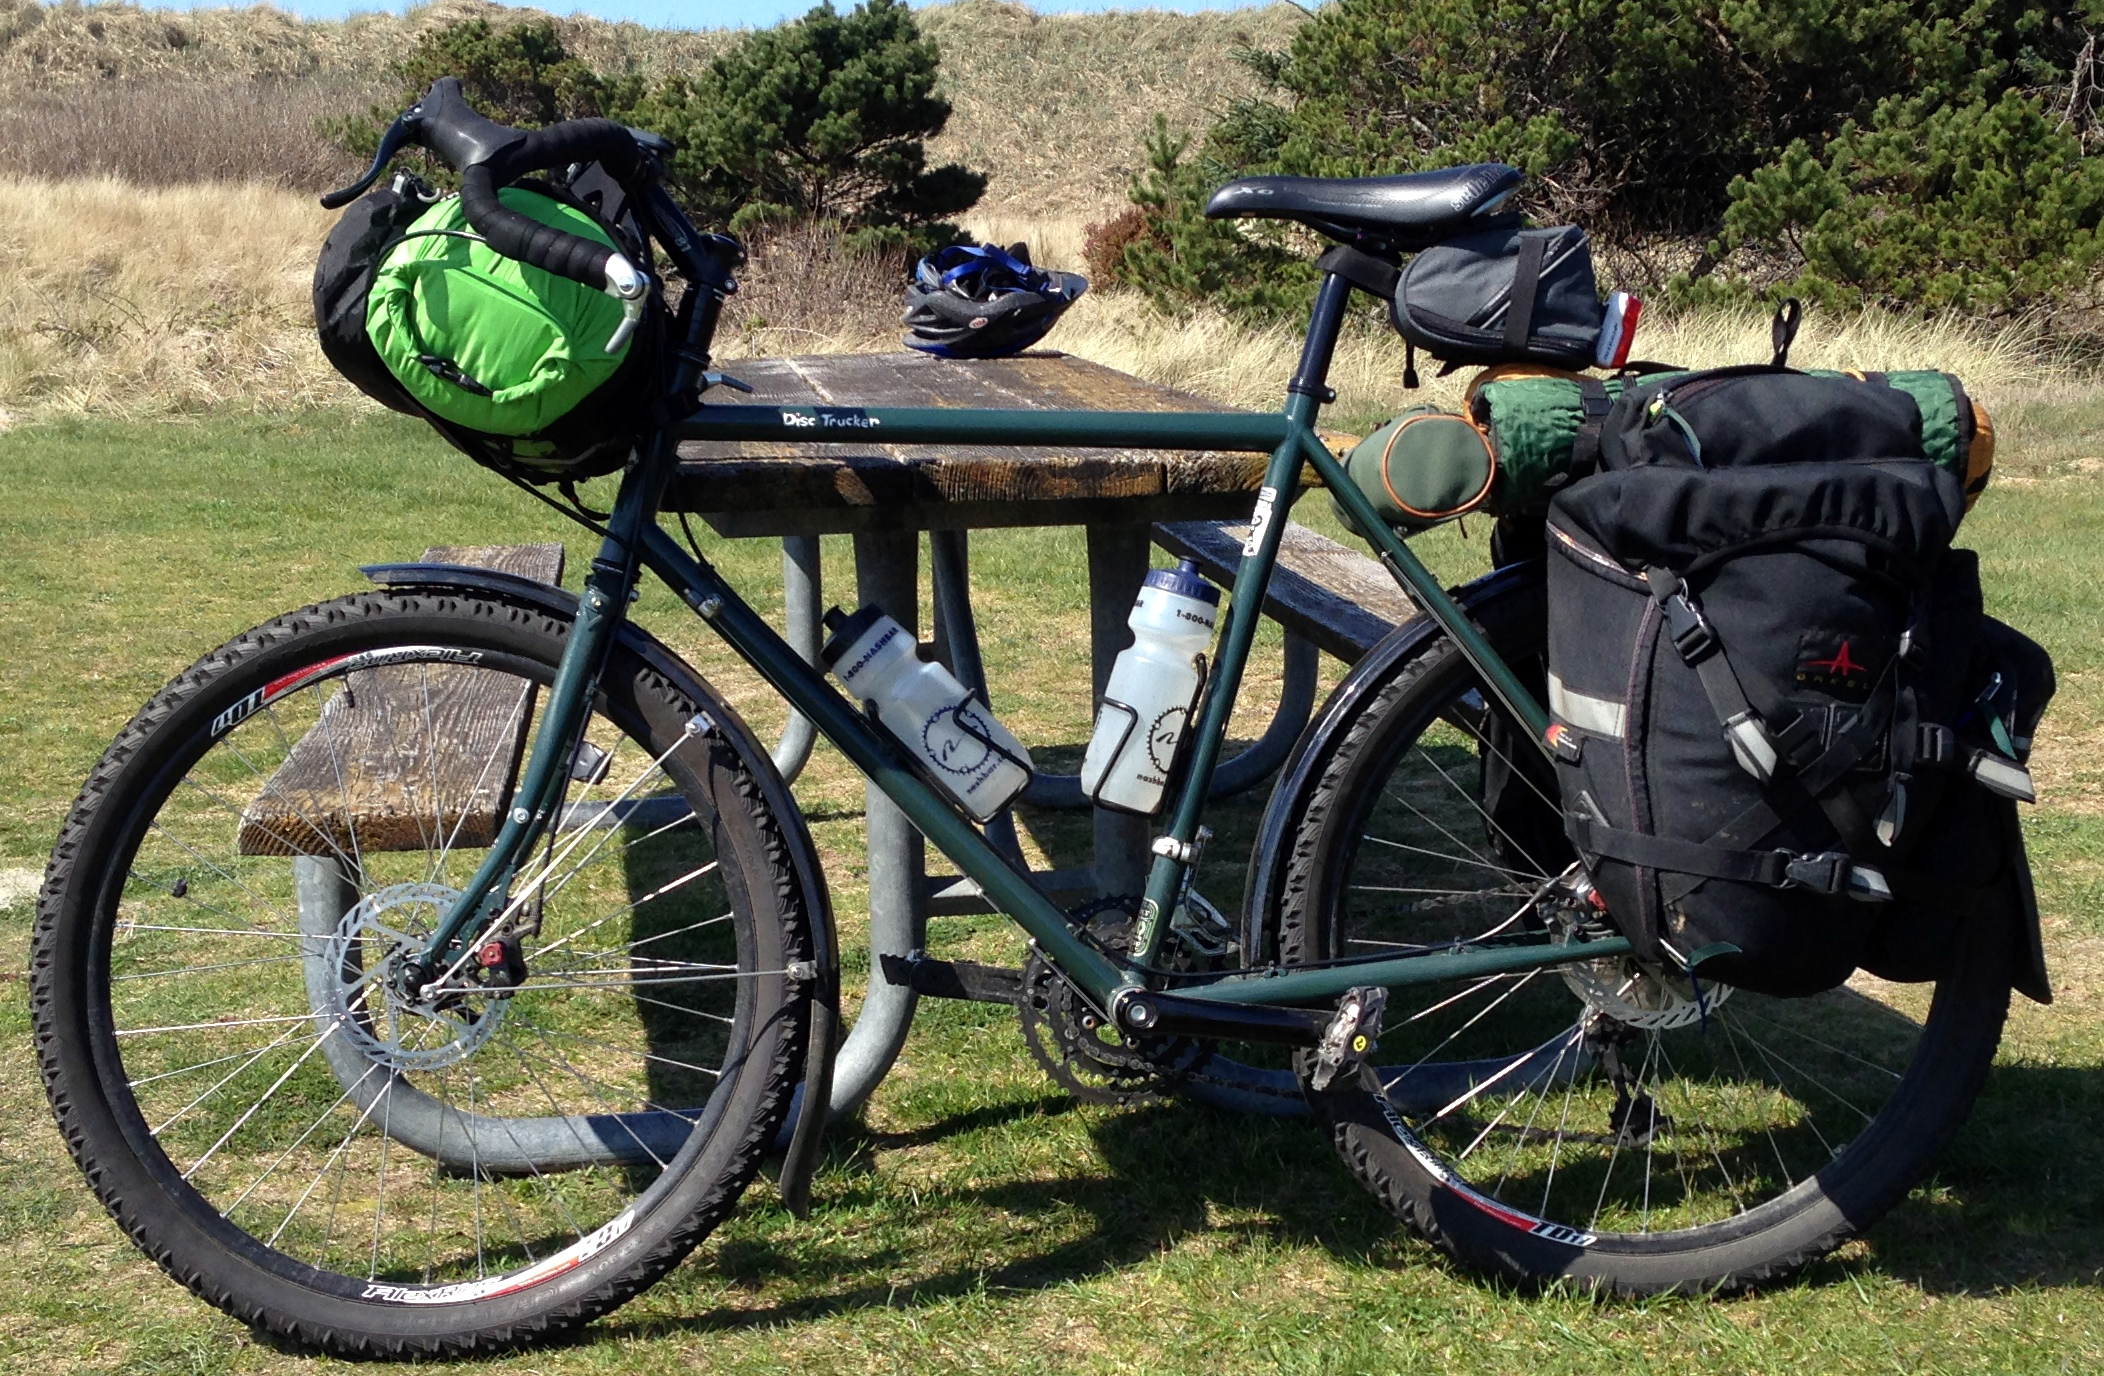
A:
28;82;2032;1355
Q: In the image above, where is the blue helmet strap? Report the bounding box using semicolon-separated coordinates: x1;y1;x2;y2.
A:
927;243;1047;298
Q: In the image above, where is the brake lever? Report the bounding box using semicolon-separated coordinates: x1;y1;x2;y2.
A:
320;113;418;210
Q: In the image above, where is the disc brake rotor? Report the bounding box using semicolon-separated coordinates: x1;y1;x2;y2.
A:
1562;951;1734;1031
320;882;511;1074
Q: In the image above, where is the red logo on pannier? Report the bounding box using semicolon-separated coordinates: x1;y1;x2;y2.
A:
1796;633;1876;697
1804;640;1864;677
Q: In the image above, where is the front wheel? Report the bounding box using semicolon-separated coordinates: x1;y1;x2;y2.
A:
1274;572;2014;1293
32;588;814;1355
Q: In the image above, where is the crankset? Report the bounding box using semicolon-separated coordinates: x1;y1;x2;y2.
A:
1018;895;1214;1106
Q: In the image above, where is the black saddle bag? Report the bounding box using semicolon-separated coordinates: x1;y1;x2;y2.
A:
1391;222;1604;369
1544;369;2051;996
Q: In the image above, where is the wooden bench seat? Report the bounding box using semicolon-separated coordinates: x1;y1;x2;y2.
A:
236;544;565;857
1152;519;1416;663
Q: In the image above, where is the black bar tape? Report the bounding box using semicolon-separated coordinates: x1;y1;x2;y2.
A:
414;78;524;171
495;119;641;186
411;73;644;291
458;165;614;289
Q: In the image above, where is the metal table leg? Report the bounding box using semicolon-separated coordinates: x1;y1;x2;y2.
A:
770;534;821;785
1086;523;1154;899
929;529;1026;869
823;529;926;1119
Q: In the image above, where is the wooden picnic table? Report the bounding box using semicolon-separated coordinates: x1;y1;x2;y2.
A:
671;351;1318;1118
671;351;1272;537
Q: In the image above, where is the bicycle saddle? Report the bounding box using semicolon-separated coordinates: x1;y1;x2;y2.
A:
1205;164;1522;247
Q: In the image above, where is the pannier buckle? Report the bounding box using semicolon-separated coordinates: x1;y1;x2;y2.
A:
1781;851;1852;895
1915;722;1957;769
1661;592;1717;662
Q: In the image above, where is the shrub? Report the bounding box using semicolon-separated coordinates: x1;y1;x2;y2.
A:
1080;206;1156;286
328;3;982;254
624;0;983;252
1112;0;2102;322
328;17;628;179
0;75;366;190
1095;115;1313;318
1690;89;2104;317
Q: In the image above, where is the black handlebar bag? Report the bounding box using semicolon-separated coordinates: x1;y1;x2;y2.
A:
1544;369;2051;997
313;170;660;482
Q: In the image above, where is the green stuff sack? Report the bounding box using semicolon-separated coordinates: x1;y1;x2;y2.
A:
1463;365;1992;520
365;188;632;437
1466;366;1652;516
1330;407;1496;536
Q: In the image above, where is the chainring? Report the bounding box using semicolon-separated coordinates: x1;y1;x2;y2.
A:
1018;895;1208;1106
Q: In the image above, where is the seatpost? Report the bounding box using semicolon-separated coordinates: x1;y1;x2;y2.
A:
1284;270;1355;425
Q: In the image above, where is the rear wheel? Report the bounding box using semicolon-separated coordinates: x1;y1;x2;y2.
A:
32;588;812;1354
1275;575;2013;1292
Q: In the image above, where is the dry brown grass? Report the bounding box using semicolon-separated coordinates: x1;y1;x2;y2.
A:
917;0;1304;217
0;1;1301;217
0;0;727;86
0;181;2086;430
0;176;348;420
0;73;369;188
716;223;907;359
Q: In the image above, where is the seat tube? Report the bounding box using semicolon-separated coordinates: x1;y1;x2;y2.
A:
1130;272;1354;967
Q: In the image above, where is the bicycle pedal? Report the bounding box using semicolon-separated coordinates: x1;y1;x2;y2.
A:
1309;985;1387;1092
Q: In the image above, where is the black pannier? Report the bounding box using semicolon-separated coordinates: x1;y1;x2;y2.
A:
1391;223;1604;369
1544;368;2052;996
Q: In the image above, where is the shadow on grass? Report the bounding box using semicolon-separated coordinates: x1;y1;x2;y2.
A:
604;1093;1396;1340
595;1051;2104;1345
1824;1061;2104;1294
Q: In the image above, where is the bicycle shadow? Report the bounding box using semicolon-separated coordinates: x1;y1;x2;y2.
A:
1818;1058;2104;1293
605;1091;1397;1338
595;1002;2104;1342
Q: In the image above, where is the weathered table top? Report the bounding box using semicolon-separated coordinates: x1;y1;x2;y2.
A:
671;352;1275;537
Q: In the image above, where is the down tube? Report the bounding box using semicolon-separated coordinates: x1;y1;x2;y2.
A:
635;525;1132;1004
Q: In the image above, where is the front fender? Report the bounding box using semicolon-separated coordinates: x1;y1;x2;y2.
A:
361;560;842;1051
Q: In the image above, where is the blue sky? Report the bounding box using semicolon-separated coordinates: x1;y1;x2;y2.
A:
153;1;1279;30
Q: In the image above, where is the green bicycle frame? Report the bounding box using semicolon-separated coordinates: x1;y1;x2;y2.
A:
415;263;1626;1035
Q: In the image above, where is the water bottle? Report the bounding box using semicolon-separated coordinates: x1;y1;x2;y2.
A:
820;606;1033;822
1079;560;1221;815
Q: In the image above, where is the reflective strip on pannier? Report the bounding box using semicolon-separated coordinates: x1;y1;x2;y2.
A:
1546;673;1625;738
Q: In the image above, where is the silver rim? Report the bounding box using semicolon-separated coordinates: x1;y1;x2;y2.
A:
1328;685;1932;1239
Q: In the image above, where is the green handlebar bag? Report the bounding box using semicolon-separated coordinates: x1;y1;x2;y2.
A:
365;189;631;437
314;172;656;481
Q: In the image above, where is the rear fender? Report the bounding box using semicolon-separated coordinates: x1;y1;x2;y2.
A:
1239;559;1544;963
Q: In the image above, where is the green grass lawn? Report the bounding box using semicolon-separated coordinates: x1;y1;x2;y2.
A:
1;409;2100;1374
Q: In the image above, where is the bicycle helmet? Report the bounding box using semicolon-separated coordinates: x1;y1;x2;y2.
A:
902;242;1088;358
